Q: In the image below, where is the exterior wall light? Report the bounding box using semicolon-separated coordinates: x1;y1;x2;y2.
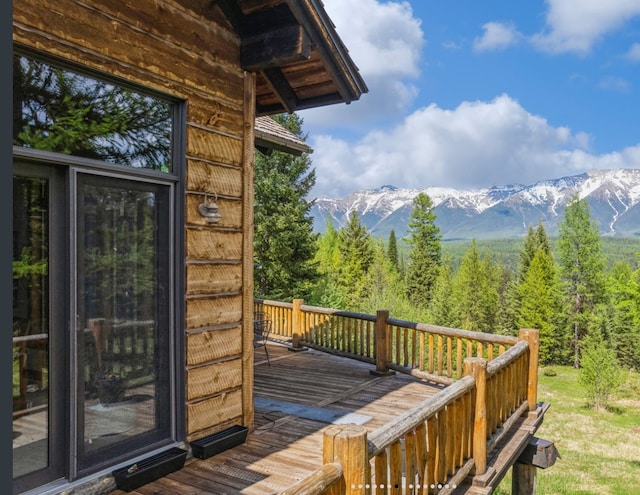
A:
198;193;222;224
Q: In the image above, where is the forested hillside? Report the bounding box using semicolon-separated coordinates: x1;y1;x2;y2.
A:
254;115;640;377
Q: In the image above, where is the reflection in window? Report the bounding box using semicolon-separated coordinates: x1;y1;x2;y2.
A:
13;54;173;172
77;175;171;467
13;176;50;478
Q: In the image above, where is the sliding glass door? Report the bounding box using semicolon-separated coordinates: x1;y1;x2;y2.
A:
12;164;65;493
13;49;181;493
75;172;172;471
13;164;175;492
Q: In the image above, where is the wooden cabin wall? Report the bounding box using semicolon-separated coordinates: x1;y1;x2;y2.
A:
13;0;256;441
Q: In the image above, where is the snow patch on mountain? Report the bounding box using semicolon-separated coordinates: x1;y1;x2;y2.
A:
311;169;640;239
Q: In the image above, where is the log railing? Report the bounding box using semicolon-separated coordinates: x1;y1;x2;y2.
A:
254;299;520;385
253;299;541;495
274;334;539;495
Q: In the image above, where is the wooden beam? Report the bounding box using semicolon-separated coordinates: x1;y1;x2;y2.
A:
242;23;311;70
518;328;540;411
512;463;537;495
323;425;369;495
242;71;256;429
211;0;244;32
285;0;367;102
260;67;298;113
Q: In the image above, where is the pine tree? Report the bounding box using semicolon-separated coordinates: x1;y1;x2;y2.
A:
518;223;553;283
557;195;607;368
405;193;442;307
517;248;565;364
495;264;519;336
451;240;500;332
253;113;319;301
579;329;623;410
359;241;413;316
428;255;456;327
311;218;345;308
387;229;399;273
606;261;640;370
337;210;374;309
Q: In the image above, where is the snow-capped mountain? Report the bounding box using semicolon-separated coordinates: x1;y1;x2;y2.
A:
310;169;640;240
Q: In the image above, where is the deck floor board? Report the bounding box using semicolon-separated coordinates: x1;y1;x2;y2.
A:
111;341;442;495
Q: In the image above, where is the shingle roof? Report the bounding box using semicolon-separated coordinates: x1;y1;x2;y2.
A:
254;116;313;156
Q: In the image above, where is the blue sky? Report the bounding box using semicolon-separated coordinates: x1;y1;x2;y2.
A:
297;0;640;198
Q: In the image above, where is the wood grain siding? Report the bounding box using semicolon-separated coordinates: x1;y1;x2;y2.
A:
186;229;243;261
187;160;244;197
15;0;253;440
187;389;243;434
186;296;243;330
186;327;243;366
187;94;243;136
186;265;242;295
187;127;244;166
14;0;243;96
187;360;242;401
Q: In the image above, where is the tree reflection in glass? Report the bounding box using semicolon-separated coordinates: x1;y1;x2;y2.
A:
13;54;173;172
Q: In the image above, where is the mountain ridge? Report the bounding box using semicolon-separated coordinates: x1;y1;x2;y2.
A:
310;169;640;240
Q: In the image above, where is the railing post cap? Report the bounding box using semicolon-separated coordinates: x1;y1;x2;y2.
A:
464;357;487;366
324;424;368;437
519;328;540;337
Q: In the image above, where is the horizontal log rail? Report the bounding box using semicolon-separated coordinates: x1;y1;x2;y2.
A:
254;299;519;384
279;462;344;495
275;338;539;495
257;299;541;495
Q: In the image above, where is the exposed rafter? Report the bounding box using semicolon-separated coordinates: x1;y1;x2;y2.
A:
212;0;367;115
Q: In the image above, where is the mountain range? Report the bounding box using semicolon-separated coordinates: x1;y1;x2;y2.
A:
310;169;640;240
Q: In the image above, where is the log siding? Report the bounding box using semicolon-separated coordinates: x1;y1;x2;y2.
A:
14;0;253;444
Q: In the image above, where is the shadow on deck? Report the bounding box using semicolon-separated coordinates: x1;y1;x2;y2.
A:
111;340;446;495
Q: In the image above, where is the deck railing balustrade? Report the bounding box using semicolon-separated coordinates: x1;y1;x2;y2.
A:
254;299;523;385
254;299;541;495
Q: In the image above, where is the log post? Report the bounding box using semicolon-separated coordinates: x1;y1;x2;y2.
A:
512;463;537;495
289;298;308;352
465;357;487;475
371;310;393;376
518;328;540;411
323;425;370;495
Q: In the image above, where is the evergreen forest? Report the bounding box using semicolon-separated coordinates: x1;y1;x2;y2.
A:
254;114;640;378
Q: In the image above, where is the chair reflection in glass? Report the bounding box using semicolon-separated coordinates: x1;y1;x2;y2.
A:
253;312;271;366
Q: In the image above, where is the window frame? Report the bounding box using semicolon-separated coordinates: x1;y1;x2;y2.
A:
12;46;186;485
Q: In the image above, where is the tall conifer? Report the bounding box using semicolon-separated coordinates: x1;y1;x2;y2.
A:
405;193;442;307
557;195;606;367
253;113;319;301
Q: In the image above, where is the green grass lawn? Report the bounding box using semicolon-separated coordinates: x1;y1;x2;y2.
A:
495;366;640;495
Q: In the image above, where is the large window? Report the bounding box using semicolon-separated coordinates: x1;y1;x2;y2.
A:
12;50;182;493
13;52;173;171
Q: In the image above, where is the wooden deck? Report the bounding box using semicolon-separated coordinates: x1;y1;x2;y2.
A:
111;340;445;495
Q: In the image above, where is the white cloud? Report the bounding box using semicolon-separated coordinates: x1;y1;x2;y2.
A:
308;94;640;198
531;0;640;55
323;0;423;78
625;42;640;61
473;22;521;52
597;76;631;92
442;41;461;51
299;0;424;132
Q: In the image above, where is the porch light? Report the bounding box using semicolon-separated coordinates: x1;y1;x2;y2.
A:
198;193;222;224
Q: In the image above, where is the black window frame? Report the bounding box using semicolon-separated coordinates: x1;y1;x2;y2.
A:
12;45;186;486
